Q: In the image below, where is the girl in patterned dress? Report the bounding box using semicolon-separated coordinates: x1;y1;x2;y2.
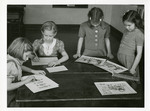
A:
33;21;69;67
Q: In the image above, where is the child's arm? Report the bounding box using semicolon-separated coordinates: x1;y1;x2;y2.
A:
32;40;40;61
32;50;40;62
21;66;46;75
7;76;35;91
57;51;69;65
130;46;143;74
73;37;84;58
48;51;69;67
105;38;114;59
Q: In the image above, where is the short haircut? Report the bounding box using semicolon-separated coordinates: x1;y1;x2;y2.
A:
41;21;57;34
7;37;33;60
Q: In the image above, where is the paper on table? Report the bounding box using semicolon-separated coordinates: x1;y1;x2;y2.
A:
21;75;59;93
46;65;68;73
95;60;128;74
75;55;106;65
94;81;137;96
31;57;58;66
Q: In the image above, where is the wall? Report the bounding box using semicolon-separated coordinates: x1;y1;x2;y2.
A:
24;5;137;32
24;5;112;24
110;5;137;32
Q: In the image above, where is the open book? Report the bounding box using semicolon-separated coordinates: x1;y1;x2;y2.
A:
75;55;128;74
95;60;128;74
94;81;137;96
21;75;59;93
75;55;106;65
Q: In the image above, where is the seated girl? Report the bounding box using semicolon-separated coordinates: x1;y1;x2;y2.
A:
32;21;69;67
7;37;45;107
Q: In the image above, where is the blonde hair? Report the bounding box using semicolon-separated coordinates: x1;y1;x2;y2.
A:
41;21;57;34
7;37;33;60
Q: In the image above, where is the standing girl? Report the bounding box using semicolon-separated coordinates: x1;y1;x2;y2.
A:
33;21;69;67
73;7;114;59
7;37;45;107
117;10;144;81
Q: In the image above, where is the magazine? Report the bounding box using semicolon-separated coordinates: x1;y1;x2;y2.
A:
75;55;106;65
95;60;128;74
94;81;137;95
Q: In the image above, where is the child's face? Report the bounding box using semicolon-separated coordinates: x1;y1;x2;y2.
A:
90;20;101;27
123;21;136;31
42;30;56;42
23;51;32;61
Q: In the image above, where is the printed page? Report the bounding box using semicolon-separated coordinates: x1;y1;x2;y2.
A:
31;57;58;66
21;75;59;93
46;65;68;73
75;55;106;65
95;60;128;74
94;81;137;95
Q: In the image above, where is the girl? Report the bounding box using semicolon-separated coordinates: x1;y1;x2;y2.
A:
7;37;45;107
117;10;144;81
73;7;114;59
32;21;69;67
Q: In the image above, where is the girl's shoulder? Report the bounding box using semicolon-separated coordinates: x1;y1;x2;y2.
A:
7;56;19;74
101;21;110;29
55;38;64;44
33;38;43;45
131;28;144;39
55;38;64;46
80;21;89;27
135;28;144;35
7;54;20;65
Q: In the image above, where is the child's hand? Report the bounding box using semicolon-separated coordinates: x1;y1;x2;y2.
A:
73;53;81;58
32;56;39;62
24;76;36;84
48;61;60;67
107;53;114;59
32;70;46;75
130;68;136;75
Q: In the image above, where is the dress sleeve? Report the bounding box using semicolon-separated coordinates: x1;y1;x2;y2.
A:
7;62;18;81
104;25;111;38
136;32;144;46
78;24;86;38
58;40;65;53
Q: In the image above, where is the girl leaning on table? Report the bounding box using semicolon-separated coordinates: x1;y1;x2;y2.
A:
117;10;144;82
32;21;69;67
7;37;46;107
73;7;114;59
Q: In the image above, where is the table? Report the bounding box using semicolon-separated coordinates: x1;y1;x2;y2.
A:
16;58;144;107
